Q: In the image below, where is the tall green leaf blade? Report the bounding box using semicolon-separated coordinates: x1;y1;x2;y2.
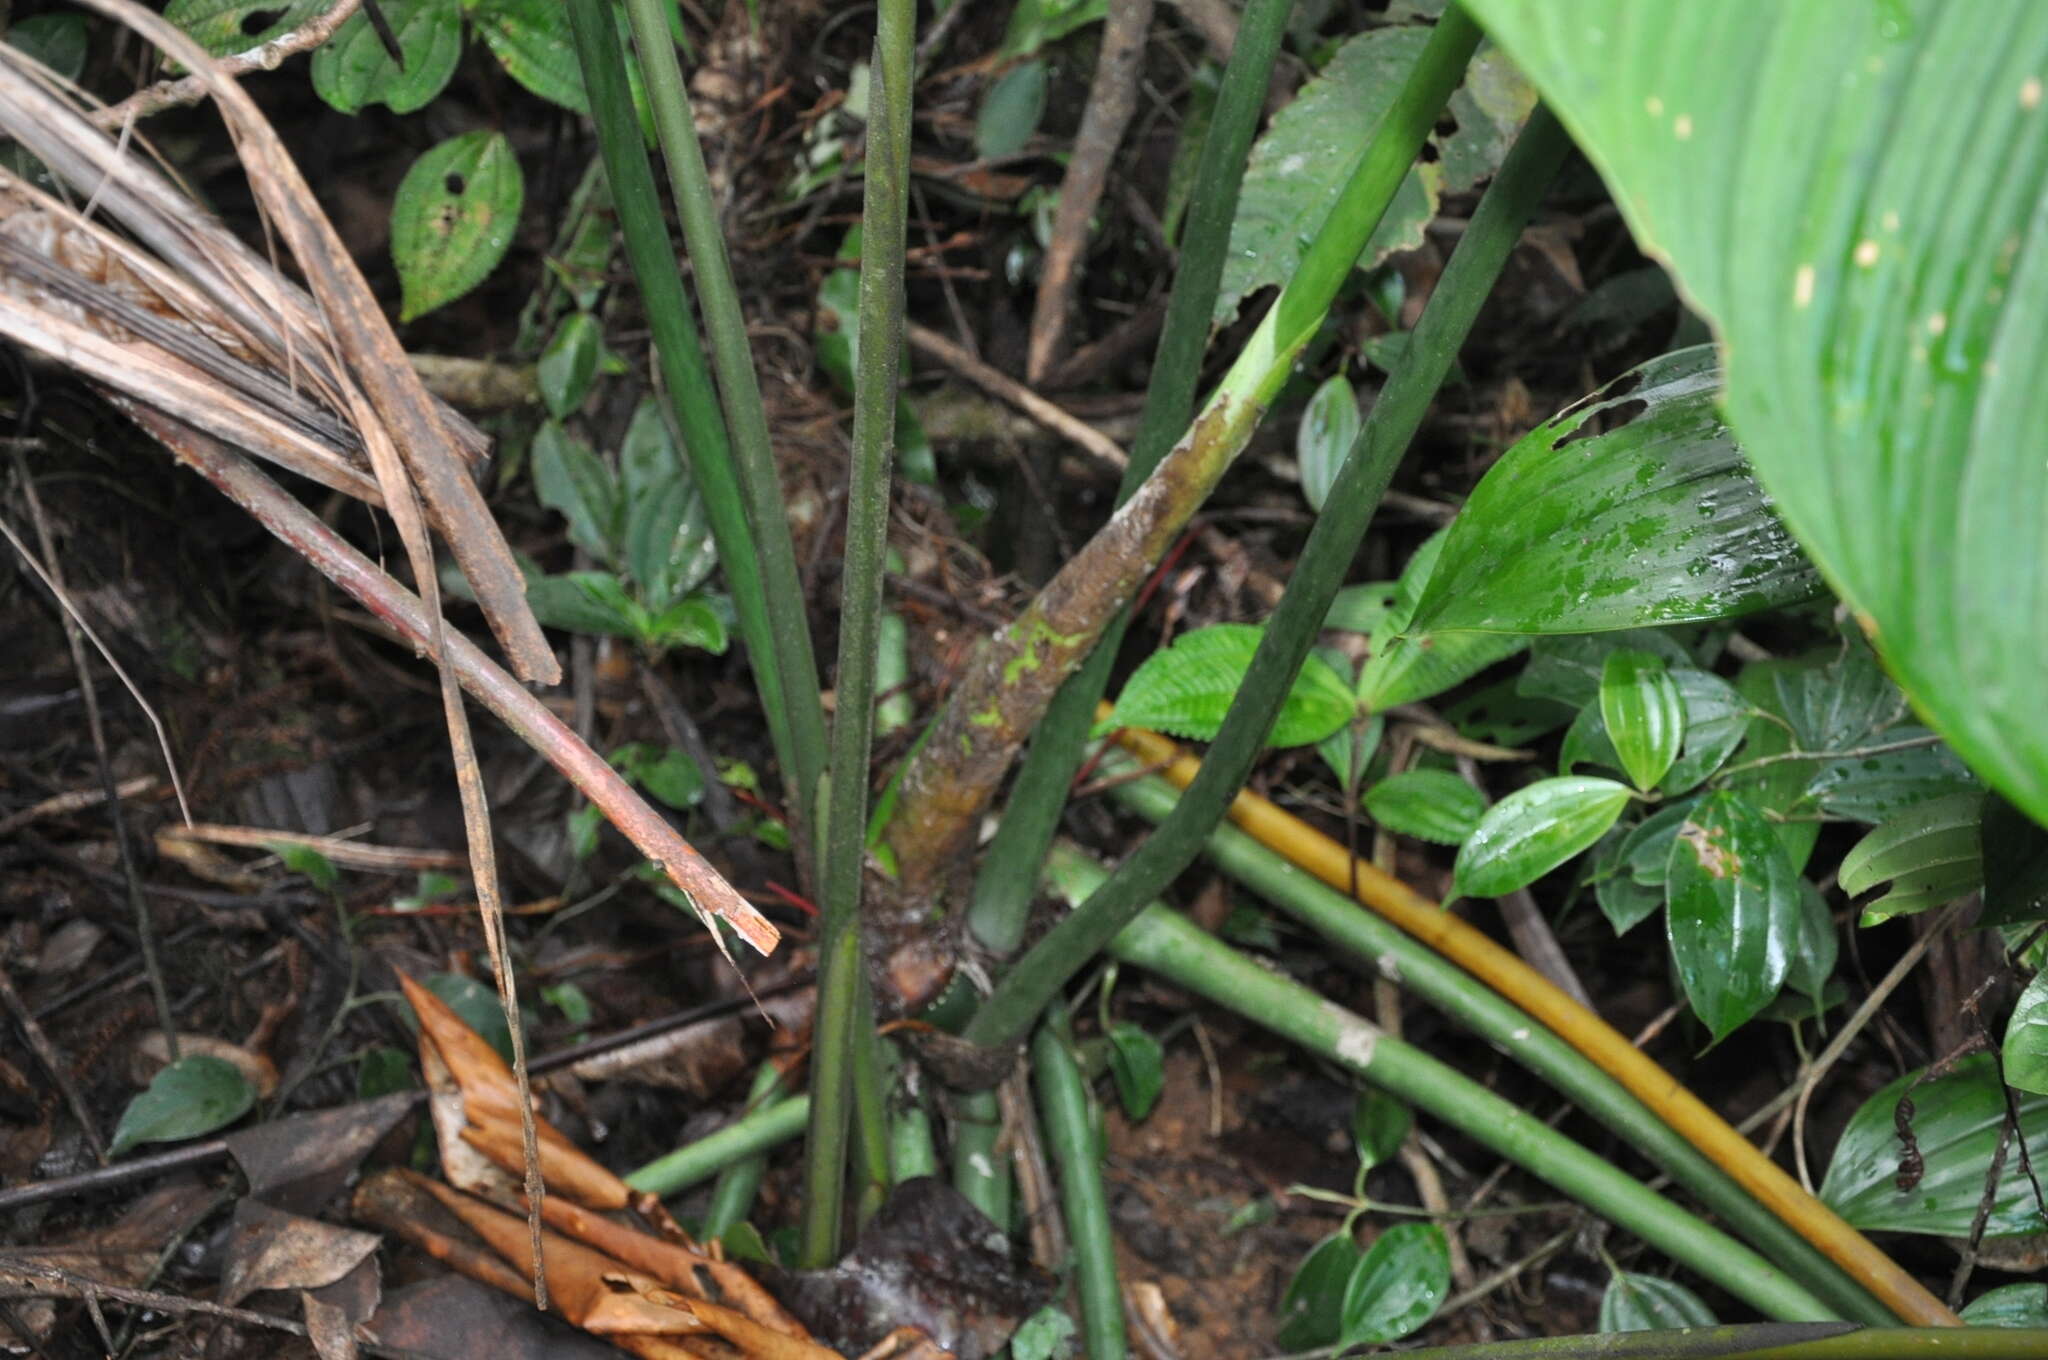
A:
1600;649;1684;791
1820;1055;2048;1237
1410;347;1823;635
1105;624;1354;748
1453;775;1631;899
1664;791;1799;1042
1466;0;2048;826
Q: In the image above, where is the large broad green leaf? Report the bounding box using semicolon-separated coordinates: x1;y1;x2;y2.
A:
1665;791;1800;1042
1276;1234;1364;1351
1453;776;1631;899
470;0;587;112
1837;791;1984;925
391;131;524;323
1339;1223;1450;1349
1961;1284;2048;1329
1466;0;2048;827
1105;624;1354;749
1364;769;1486;845
1820;1055;2048;1237
1410;347;1824;635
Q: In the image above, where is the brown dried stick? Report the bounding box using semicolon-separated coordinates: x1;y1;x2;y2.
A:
906;320;1127;471
1024;0;1156;385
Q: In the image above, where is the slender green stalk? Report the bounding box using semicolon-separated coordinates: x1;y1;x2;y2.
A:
888;1061;940;1183
1098;758;1891;1326
1397;1327;2048;1360
1033;1011;1127;1360
799;0;916;1268
967;0;1296;956
626;1092;810;1197
1044;844;1836;1323
949;1088;1011;1226
886;7;1485;900
565;8;798;811
623;0;829;863
700;1061;788;1240
966;99;1569;1051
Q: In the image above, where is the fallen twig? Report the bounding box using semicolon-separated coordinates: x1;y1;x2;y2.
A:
907;320;1128;471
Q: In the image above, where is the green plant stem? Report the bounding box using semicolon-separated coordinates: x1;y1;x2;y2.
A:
888;1054;940;1183
949;1087;1011;1226
1097;757;1889;1326
699;1061;787;1240
1032;1010;1127;1360
1044;844;1836;1323
1392;1326;2048;1360
622;0;828;863
626;1093;809;1198
566;7;799;825
798;0;915;1268
966;96;1568;1052
967;0;1294;958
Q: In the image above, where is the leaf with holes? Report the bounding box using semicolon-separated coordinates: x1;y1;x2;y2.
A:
1820;1055;2048;1236
311;0;461;115
2004;970;2048;1097
1665;791;1800;1042
164;0;325;56
1298;373;1362;512
1598;1273;1716;1333
1339;1223;1450;1350
1411;347;1824;635
1356;530;1528;712
391;131;523;322
1453;776;1632;900
1600;650;1685;791
470;0;586;111
1105;1023;1165;1122
111;1055;256;1154
1104;624;1354;749
1364;769;1485;845
1467;0;2048;828
1838;791;1984;925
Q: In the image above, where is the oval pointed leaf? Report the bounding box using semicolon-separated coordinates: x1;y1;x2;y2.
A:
1838;791;1985;925
1464;1;2048;830
976;60;1048;160
1454;776;1631;899
1364;769;1486;845
538;312;601;419
165;0;324;55
1275;1233;1363;1351
311;0;461;115
392;131;524;322
1411;348;1823;635
1820;1055;2048;1237
2005;970;2048;1097
1960;1284;2048;1329
530;421;618;563
1339;1222;1450;1349
1106;1023;1165;1121
471;0;586;111
1352;1089;1413;1172
1599;1273;1717;1333
1106;624;1354;749
1298;373;1362;512
1600;650;1684;791
1665;791;1800;1042
110;1055;256;1155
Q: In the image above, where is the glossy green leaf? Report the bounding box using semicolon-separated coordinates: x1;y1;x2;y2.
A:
1105;1023;1165;1122
1351;1089;1413;1172
1453;776;1631;900
1773;636;1902;754
1594;865;1663;937
311;0;461;115
618;400;717;610
1275;1234;1362;1351
111;1055;256;1155
1317;715;1384;790
1339;1222;1450;1349
1298;373;1362;512
1411;347;1823;636
1664;791;1800;1042
976;60;1047;161
1364;769;1485;845
1598;1272;1717;1333
6;13;89;80
1838;791;1984;926
1960;1283;2048;1329
538;312;602;419
2005;970;2048;1097
1356;531;1528;712
1808;734;1978;825
1519;631;1693;708
164;0;323;56
391;131;523;322
1106;624;1355;749
1982;793;2048;929
1600;650;1684;792
1820;1055;2048;1237
1782;880;1838;1022
1725;660;1823;873
1466;0;2048;828
1216;28;1452;324
471;0;586;111
1001;0;1107;58
530;420;618;562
